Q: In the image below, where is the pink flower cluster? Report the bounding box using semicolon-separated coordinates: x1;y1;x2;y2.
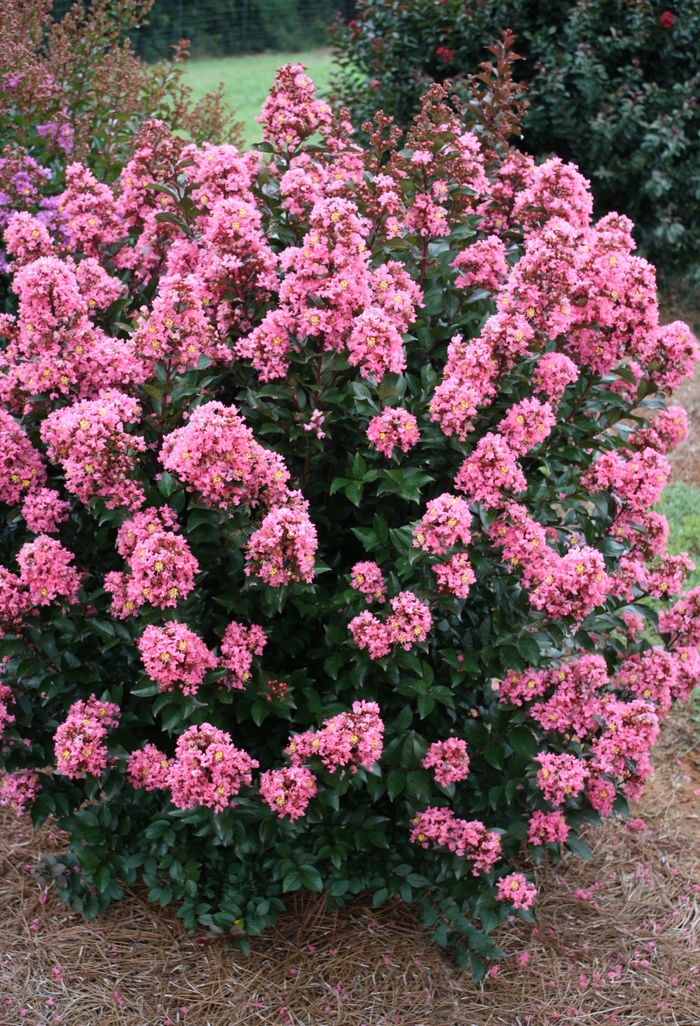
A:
159;401;290;510
532;352;579;402
168;723;259;813
529;547;612;624
630;406;688;454
659;586;700;646
256;64;333;151
451;235;508;293
582;448;670;515
0;770;41;816
137;623;218;696
455;433;527;508
366;407;420;458
422;737;470;787
127;743;171;792
429;335;498;440
245;491;318;586
528;653;610;739
54;695;120;779
410;808;502;874
0;408;46;505
41;391;146;510
527;809;569;846
0;682;15;736
15;535;82;606
219;621;267;689
259;766;317;821
286;700;384;773
413;493;472;554
350;561;386;603
349;591;433;659
105;508;199;617
536;752;589;806
496;873;537;910
433;553;476;598
131;273;227;370
21;488;71;534
497;398;556;456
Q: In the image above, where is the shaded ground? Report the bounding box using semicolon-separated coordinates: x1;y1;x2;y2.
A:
1;712;698;1026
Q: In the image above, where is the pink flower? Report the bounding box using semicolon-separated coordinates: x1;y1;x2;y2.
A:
0;408;46;505
259;766;317;820
348;610;394;659
350;561;386;603
496;873;537;910
105;509;199;617
413;493;472;554
423;738;470;786
532;352;579;402
451;235;508;293
455;432;527;508
286;700;384;773
41;391;146;511
366;408;420;458
386;591;432;648
20;488;71;534
16;535;82;606
160;401;290;511
127;744;171;791
410;808;501;874
498;398;556;456
658;11;674;29
256;64;333;150
137;622;218;696
433;552;475;598
0;770;40;815
167;723;258;812
536;753;589;806
586;777;616;817
245;491;317;586
347;307;407;380
527;809;569;845
219;621;267;689
54;695;120;779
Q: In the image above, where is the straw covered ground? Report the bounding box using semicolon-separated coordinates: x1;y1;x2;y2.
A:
0;711;698;1026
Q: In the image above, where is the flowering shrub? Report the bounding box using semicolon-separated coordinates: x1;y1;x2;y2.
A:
0;64;699;976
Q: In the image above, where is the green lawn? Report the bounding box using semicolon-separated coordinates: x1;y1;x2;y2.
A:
183;48;335;146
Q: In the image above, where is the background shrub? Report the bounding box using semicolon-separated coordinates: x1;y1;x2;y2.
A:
0;0;241;276
331;0;700;270
0;64;699;976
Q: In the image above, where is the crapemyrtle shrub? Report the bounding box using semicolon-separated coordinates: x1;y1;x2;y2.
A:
0;66;699;976
0;0;242;276
331;0;700;270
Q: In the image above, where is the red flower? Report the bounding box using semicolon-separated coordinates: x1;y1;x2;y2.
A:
659;11;675;29
436;46;455;63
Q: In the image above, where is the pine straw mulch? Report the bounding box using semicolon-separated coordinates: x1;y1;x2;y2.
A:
0;712;699;1026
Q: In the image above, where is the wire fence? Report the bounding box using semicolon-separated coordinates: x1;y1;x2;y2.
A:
52;1;355;61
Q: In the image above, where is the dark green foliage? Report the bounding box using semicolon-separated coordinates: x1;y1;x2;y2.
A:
331;0;700;269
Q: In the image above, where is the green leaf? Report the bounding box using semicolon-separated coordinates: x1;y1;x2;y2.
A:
386;769;406;801
507;727;538;760
516;635;541;664
566;836;594;860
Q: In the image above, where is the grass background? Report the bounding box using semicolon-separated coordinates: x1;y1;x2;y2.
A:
183;48;335;145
